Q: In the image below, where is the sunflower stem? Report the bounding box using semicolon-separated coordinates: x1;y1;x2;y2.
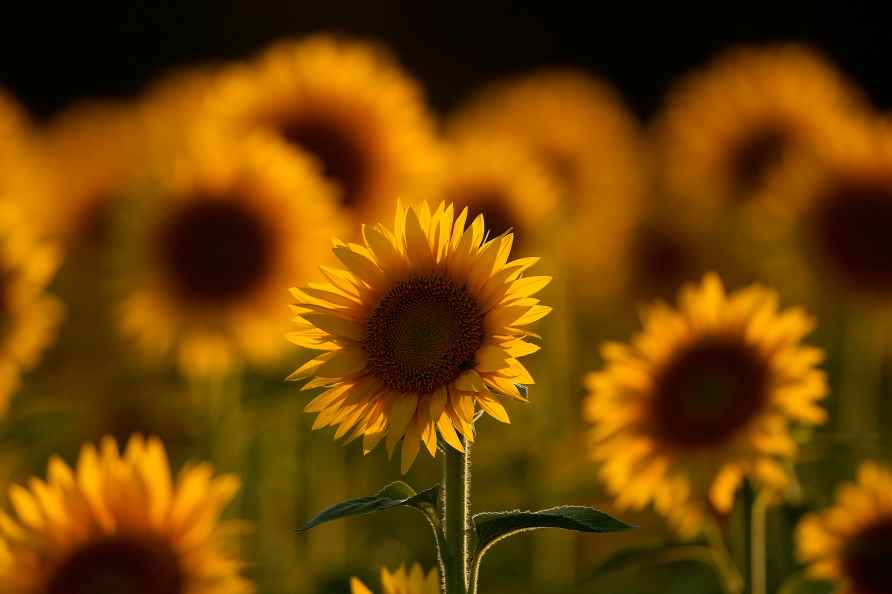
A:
441;440;471;594
705;521;745;594
840;311;884;442
750;490;772;594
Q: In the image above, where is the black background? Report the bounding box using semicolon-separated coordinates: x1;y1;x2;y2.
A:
0;1;888;120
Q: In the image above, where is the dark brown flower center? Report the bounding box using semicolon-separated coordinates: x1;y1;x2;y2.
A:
844;517;892;594
364;274;485;394
279;113;367;208
810;180;892;294
651;337;770;450
447;186;518;240
731;126;787;199
631;224;695;301
46;536;185;594
158;197;273;304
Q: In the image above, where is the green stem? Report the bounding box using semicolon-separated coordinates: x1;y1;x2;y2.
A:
840;312;884;440
750;491;771;594
442;441;471;594
705;521;745;594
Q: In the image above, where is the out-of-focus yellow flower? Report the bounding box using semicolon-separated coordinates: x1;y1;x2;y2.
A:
584;274;828;536
790;117;892;302
449;69;646;285
438;134;561;248
0;216;64;412
288;201;551;473
797;461;892;594
212;34;442;225
116;134;345;378
351;564;438;594
0;435;252;594
0;91;46;219
654;44;864;224
36;101;143;248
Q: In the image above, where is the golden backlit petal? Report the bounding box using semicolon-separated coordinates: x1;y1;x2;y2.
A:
315;349;367;378
301;313;364;341
385;393;419;457
350;578;375;594
477;394;510;423
476;344;512;373
437;412;465;452
333;245;387;288
454;369;486;393
400;417;423;473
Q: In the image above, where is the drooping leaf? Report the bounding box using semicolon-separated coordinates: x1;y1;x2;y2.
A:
582;540;708;580
300;481;439;531
473;505;633;558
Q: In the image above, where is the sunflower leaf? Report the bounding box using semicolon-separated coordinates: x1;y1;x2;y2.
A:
472;506;633;561
300;481;439;531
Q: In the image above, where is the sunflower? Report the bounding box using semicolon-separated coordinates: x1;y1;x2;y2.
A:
654;44;865;223
212;35;442;225
351;564;438;594
35;101;143;248
584;273;828;536
288;201;551;472
0;435;251;594
0;215;64;412
437;134;560;248
797;461;892;594
448;69;646;277
789;116;892;301
116;133;345;378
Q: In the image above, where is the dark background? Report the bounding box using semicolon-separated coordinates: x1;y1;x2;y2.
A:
0;2;888;121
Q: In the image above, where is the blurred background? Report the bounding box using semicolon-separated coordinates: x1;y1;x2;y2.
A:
0;2;890;594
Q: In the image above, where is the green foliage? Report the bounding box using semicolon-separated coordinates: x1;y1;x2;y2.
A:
301;481;439;531
473;506;633;563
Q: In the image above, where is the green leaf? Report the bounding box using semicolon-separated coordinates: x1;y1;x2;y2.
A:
582;540;707;580
300;481;439;531
777;573;834;594
473;505;633;556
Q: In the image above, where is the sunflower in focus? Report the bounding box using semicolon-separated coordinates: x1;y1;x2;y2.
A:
449;69;646;278
584;274;827;536
438;135;560;248
289;201;551;472
117;134;344;378
0;216;64;411
0;435;251;594
351;564;438;594
797;461;892;594
654;44;864;223
36;101;143;248
213;35;442;225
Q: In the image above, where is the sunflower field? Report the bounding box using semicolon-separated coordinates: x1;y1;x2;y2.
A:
0;5;890;594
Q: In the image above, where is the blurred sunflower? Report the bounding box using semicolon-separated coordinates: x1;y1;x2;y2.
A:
289;201;551;472
438;135;560;247
36;101;143;249
0;218;64;412
351;564;438;594
584;274;828;536
0;435;251;594
797;461;892;594
213;35;442;225
654;44;864;222
792;118;892;301
448;69;646;280
117;134;344;378
0;90;46;216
